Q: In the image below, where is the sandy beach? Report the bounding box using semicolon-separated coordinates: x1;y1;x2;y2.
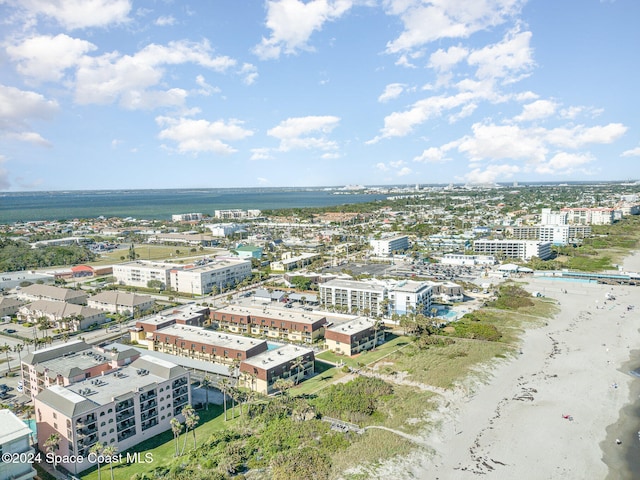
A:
373;254;640;480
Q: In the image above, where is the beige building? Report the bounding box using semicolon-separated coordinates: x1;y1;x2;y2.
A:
0;409;36;480
18;300;107;332
239;344;315;394
21;341;140;401
129;304;210;343
34;355;190;475
169;258;252;295
87;291;154;315
19;284;88;305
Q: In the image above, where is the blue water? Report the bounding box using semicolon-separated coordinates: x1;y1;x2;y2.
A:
24;418;37;438
537;276;597;284
0;188;388;224
267;342;282;351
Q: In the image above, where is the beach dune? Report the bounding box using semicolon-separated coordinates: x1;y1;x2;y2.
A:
384;255;640;480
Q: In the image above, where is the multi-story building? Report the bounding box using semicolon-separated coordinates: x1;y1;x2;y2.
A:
0;297;23;318
19;284;88;305
511;225;592;245
204;223;244;237
147;324;268;365
239;344;314;394
34;355;190;474
370;235;409;256
319;279;386;316
473;239;552;261
561;207;615;225
269;252;321;272
150;232;218;246
213;209;261;219
388;280;433;315
171;213;202;222
113;261;182;289
540;208;568;225
212;305;326;344
87;291;154;315
169;258;251;295
21;341;140;401
129;304;210;343
18;300;107;332
0;409;36;480
325;318;382;356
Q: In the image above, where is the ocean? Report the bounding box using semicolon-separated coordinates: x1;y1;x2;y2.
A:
0;188;389;224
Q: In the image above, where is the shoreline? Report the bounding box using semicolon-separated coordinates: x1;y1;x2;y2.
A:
370;255;640;479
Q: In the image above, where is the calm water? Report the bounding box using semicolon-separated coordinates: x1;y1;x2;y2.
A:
0;188;388;224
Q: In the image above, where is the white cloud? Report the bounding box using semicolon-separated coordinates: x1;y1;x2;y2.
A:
0;85;58;143
397;166;412;176
17;0;132;29
6;34;97;83
384;0;525;53
378;83;406;103
195;75;221;96
257;177;270;185
464;163;520;184
74;40;236;108
513;99;558;122
459;122;547;162
429;45;469;72
467;27;534;83
268;115;340;152
155;15;176;26
414;146;449;163
0;156;9;190
621;146;640;157
250;148;273;160
376;162;389;171
239;63;259;85
253;0;353;60
535;152;594;175
156;116;254;155
544;123;627;149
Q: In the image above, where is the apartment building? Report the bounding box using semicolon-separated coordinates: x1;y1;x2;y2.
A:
473;239;552;261
212;305;326;344
561;207;615;225
269;252;321;272
239;344;314;394
18;300;107;332
325;318;382;356
148;324;268;364
0;410;36;480
19;284;88;305
34;355;190;474
169;258;251;295
129;304;210;343
440;254;496;266
87;291;154;315
21;341;140;401
319;279;387;317
370;235;409;256
171;213;202;222
113;260;182;289
388;280;433;315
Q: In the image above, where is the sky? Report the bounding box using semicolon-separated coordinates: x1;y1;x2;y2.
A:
0;0;639;192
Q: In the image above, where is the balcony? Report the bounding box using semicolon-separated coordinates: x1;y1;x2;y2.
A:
139;391;157;402
141;399;157;411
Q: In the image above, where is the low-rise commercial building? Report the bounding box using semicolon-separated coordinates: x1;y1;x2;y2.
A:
239;344;314;394
34;355;190;474
270;252;321;272
440;254;496;266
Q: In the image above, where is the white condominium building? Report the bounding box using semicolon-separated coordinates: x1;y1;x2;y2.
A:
370;235;409;256
319;279;387;316
388;280;433;315
169;258;251;295
473;240;552;261
113;261;182;289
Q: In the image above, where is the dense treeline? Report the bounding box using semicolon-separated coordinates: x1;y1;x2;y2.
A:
0;238;96;272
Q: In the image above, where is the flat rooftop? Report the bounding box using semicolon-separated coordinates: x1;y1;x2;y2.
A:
216;305;326;325
321;279;386;292
34;349;109;377
242;344;313;369
326;317;375;335
389;280;433;293
154;324;266;351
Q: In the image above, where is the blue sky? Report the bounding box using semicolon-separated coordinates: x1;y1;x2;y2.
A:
0;0;638;191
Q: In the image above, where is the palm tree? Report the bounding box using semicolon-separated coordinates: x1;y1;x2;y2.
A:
101;444;117;480
13;343;23;365
170;417;183;457
372;318;383;349
1;343;11;372
44;433;61;469
89;442;104;480
218;378;230;421
180;405;199;454
201;375;211;410
290;356;305;385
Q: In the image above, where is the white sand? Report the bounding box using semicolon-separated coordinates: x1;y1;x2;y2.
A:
370;256;640;480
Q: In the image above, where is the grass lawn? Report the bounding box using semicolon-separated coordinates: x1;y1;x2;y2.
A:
316;334;412;369
80;405;227;480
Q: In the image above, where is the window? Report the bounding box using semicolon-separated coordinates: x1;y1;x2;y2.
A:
101;422;106;427
53;412;57;419
100;411;105;416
